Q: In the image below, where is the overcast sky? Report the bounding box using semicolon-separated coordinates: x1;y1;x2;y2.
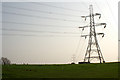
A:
1;0;119;64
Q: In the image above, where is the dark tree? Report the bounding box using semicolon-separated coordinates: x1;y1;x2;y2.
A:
1;57;11;65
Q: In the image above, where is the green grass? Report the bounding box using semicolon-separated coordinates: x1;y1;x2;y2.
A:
2;63;119;78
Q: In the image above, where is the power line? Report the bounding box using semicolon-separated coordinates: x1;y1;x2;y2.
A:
75;29;87;62
32;2;88;13
3;11;80;23
2;21;77;29
76;40;86;62
2;28;80;34
94;1;114;45
106;0;117;24
94;1;117;45
74;30;83;61
94;1;111;25
3;5;81;17
1;34;80;37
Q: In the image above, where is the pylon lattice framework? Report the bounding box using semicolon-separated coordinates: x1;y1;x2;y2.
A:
79;5;106;63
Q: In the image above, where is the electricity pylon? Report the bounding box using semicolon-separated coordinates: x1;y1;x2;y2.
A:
79;5;106;63
71;54;76;64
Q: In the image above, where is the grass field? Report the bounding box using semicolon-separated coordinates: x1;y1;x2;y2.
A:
2;62;119;78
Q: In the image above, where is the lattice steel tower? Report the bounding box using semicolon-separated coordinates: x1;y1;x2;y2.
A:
79;5;106;63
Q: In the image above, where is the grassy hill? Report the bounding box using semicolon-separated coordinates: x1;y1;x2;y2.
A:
2;62;119;78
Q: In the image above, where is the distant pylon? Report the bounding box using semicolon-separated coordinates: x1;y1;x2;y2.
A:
71;54;75;64
79;5;106;63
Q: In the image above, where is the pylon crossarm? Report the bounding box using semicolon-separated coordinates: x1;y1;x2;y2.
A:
78;26;89;31
81;16;89;21
81;35;89;39
79;23;106;29
81;33;104;38
79;26;89;28
97;33;105;37
94;13;101;19
81;13;101;20
81;16;89;18
95;23;107;28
